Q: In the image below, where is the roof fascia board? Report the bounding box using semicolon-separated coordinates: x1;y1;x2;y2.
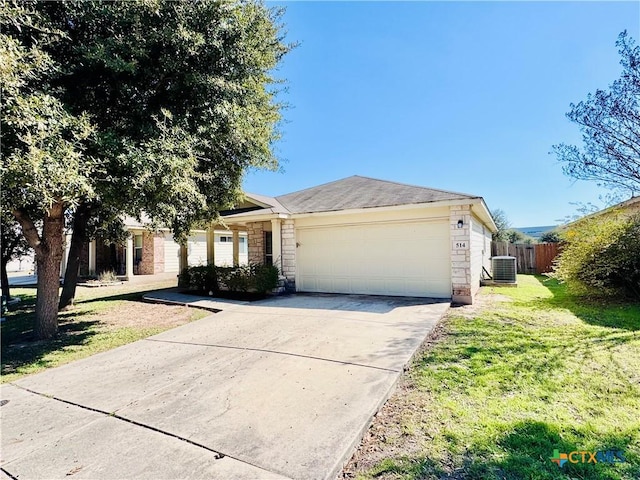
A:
222;212;289;224
289;198;483;219
471;200;498;233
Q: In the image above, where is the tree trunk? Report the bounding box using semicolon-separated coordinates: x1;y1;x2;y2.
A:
1;256;10;301
34;203;65;339
59;203;92;309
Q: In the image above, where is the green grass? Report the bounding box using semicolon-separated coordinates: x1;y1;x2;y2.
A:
1;281;208;383
354;275;640;480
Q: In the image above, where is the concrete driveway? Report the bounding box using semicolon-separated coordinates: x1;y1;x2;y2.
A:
1;293;449;480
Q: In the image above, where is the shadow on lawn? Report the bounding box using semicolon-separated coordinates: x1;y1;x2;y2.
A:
76;286;178;305
523;276;640;332
371;420;638;480
1;294;99;377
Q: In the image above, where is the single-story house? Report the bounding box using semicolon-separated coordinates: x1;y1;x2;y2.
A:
220;176;497;304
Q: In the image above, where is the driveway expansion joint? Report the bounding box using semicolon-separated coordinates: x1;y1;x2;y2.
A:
1;467;19;480
144;338;401;373
8;383;283;479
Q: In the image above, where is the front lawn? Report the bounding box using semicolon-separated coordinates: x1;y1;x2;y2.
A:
345;275;640;480
1;281;208;383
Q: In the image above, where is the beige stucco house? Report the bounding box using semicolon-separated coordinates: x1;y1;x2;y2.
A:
219;176;497;304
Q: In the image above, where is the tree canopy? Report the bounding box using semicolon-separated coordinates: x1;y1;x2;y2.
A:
553;31;640;197
1;0;292;337
490;208;511;241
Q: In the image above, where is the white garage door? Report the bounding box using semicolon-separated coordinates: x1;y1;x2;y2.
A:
163;232;208;272
297;221;451;298
187;232;207;267
164;234;181;273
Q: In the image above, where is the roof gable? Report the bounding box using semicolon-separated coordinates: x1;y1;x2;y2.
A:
275;175;478;214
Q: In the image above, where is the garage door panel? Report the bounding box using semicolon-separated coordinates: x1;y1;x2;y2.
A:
297;221;451;298
163;234;181;273
187;233;207;266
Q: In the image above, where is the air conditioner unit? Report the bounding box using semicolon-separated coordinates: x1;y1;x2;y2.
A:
492;256;517;283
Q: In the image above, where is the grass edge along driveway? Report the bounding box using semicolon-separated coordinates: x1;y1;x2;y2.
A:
345;275;640;480
1;282;208;384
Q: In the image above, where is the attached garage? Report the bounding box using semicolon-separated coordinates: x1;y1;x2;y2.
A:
221;176;497;304
187;232;207;266
296;220;451;297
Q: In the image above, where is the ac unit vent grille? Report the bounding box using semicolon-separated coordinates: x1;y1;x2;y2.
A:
492;256;517;283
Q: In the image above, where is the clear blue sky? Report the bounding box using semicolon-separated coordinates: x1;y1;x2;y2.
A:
243;1;640;227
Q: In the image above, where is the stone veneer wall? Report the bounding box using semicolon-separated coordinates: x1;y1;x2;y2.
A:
450;205;473;304
281;219;296;288
247;222;265;265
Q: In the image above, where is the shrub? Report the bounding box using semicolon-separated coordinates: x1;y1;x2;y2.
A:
252;263;280;293
98;270;118;283
179;263;280;294
223;265;252;292
539;230;561;243
178;265;217;293
553;214;640;299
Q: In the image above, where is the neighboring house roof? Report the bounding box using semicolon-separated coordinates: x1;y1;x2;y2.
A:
275;175;479;214
561;196;640;229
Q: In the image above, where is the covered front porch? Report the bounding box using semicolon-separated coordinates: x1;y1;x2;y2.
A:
214;217;297;291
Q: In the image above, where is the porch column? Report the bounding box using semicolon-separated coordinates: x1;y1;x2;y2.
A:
125;235;134;280
206;225;216;266
88;240;96;275
271;218;282;272
232;228;240;267
179;244;188;272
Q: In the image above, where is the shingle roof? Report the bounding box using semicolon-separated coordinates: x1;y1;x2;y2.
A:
274;175;478;214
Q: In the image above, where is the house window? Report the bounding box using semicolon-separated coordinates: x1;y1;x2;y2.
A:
239;236;247;254
134;234;143;265
264;231;273;266
219;236;233;243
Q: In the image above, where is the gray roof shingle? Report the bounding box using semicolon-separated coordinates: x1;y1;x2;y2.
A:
274;175;478;214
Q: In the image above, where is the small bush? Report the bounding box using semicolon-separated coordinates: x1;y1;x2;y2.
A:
553;214;640;299
223;265;252;292
98;270;118;283
253;263;280;293
178;265;217;293
539;230;561;243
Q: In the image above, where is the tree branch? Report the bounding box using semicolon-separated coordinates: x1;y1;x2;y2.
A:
12;209;43;256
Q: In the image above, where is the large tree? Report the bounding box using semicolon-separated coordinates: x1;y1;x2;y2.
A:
1;1;95;338
2;0;291;337
553;31;640;196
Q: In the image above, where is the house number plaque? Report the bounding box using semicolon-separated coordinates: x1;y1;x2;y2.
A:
455;242;467;249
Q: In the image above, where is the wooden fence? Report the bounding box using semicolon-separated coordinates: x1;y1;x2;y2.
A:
491;242;560;274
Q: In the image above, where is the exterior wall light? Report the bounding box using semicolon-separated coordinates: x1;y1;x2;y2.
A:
457;219;464;229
